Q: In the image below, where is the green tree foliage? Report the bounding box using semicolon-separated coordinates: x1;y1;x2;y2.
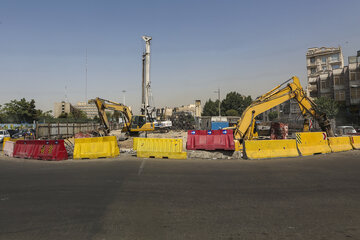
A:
0;98;39;123
268;111;278;121
314;97;339;118
221;92;252;116
202;92;252;117
202;99;220;116
225;109;239;116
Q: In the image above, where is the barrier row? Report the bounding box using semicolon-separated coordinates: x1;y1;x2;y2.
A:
244;133;360;160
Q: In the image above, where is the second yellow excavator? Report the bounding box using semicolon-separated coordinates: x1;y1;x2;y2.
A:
89;97;155;136
233;76;335;147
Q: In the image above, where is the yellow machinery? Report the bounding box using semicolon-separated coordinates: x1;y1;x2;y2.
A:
90;97;155;136
234;76;335;146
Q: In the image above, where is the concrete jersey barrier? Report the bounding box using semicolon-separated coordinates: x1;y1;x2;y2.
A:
328;137;353;152
350;136;360;150
243;139;299;159
296;132;331;156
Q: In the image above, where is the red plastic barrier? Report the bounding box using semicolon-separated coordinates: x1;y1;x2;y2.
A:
13;140;68;161
186;129;235;150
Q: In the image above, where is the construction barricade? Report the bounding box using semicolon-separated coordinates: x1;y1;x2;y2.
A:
350;136;360;150
2;137;11;150
4;141;15;157
327;137;353;153
13;140;68;160
137;138;187;159
73;136;119;159
133;137;139;151
295;132;331;156
186;130;235;151
243;139;299;159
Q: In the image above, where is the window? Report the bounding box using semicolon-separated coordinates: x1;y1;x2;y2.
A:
335;90;345;101
321;79;330;89
350;72;356;81
311;68;316;74
351;87;360;99
310;57;315;64
322;65;327;71
331;54;339;62
334;76;345;85
322;56;327;63
332;64;340;70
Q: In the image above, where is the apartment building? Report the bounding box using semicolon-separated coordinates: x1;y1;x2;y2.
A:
306;47;344;98
75;102;99;119
53;101;75;118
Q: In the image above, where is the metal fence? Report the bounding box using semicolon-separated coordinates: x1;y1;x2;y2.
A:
35;122;122;139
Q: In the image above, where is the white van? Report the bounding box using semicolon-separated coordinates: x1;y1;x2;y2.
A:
0;130;10;142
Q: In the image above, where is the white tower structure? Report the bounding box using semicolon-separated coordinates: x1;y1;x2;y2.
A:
141;35;155;119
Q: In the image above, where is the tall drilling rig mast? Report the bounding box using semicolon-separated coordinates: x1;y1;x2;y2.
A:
141;35;155;119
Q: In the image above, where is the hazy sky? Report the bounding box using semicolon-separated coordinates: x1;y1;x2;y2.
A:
1;0;359;114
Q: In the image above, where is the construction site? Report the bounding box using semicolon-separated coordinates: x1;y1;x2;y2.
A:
2;36;360;161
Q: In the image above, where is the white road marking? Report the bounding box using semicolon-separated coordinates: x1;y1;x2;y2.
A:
138;160;146;176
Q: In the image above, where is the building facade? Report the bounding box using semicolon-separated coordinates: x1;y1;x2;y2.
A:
53;101;75;118
75;102;99;119
306;47;344;98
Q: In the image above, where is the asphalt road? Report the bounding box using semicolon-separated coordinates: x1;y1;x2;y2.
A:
0;151;360;240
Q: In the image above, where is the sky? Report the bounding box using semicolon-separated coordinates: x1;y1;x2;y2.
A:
1;0;359;114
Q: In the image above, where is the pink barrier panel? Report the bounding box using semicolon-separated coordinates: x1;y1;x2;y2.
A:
4;141;15;157
186;129;235;150
13;140;68;161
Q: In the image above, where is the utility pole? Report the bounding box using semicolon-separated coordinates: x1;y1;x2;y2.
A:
214;88;221;117
141;35;152;117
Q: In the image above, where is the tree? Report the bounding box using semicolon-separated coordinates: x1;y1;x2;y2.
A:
225;109;239;116
314;97;339;118
202;99;220;116
1;98;39;123
268;111;278;121
221;92;252;116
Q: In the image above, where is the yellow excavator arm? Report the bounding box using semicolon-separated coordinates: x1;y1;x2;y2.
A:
234;76;334;142
89;97;154;135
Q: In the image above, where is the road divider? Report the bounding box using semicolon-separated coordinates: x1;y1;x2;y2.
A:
328;137;353;152
350;136;360;150
243;139;299;159
295;132;331;156
4;141;15;157
137;138;187;159
13;140;68;160
73;136;119;159
186;129;235;151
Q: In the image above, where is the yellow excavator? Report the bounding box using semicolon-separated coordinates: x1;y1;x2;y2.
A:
89;97;155;136
233;76;334;148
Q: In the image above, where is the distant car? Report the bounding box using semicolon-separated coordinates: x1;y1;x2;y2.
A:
336;126;358;136
0;130;10;142
6;129;19;138
12;129;35;139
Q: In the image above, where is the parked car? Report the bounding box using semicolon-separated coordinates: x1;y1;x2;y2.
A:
12;129;35;139
0;130;10;143
6;129;19;138
335;126;358;136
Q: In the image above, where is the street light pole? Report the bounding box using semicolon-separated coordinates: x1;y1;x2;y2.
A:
122;90;126;105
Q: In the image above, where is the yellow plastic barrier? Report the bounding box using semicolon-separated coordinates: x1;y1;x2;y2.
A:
136;138;187;159
73;136;119;159
296;132;331;156
133;138;139;151
350;136;360;150
328;137;353;152
243;139;299;159
2;137;21;150
2;137;11;150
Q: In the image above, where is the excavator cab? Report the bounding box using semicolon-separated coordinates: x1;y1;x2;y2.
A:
130;115;147;130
